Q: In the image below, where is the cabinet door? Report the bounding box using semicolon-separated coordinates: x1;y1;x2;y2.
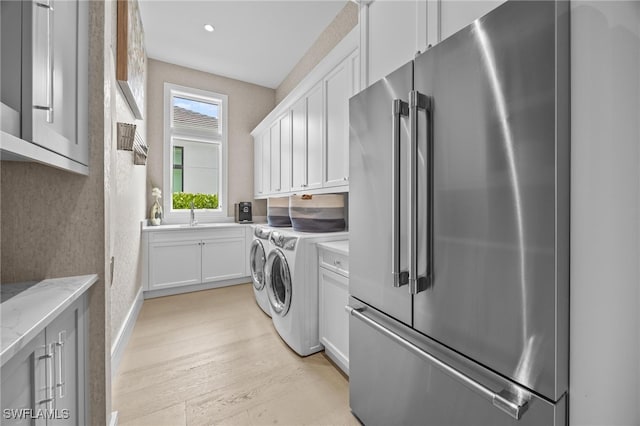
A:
1;0;22;136
306;82;324;190
261;130;271;195
433;0;506;42
201;238;246;282
46;296;86;426
319;267;350;374
23;0;89;166
290;97;307;191
1;331;47;426
366;0;418;86
149;240;202;290
279;113;292;193
253;135;263;197
269;121;281;193
324;60;350;188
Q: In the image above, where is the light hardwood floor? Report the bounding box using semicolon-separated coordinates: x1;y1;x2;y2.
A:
112;283;359;426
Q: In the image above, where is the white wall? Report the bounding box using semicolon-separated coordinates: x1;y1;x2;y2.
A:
570;2;640;424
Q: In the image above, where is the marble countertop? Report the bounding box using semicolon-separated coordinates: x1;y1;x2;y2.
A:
317;240;349;256
1;281;39;302
1;274;98;366
141;221;265;233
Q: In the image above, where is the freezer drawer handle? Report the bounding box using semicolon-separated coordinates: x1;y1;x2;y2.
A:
391;99;409;287
346;305;530;420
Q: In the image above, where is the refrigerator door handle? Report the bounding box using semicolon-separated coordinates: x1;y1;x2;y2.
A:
409;91;431;294
392;99;409;287
346;305;531;420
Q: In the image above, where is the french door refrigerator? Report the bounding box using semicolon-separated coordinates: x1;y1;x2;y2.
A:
347;1;569;424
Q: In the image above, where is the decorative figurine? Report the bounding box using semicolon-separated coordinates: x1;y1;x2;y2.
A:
150;187;163;225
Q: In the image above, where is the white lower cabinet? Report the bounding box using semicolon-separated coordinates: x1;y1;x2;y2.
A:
146;227;248;294
148;240;202;290
318;243;350;375
1;295;87;426
201;238;246;282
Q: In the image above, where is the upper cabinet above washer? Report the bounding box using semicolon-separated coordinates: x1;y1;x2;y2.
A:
251;28;359;199
1;0;89;175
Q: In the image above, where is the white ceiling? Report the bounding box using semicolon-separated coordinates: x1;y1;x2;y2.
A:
138;1;348;89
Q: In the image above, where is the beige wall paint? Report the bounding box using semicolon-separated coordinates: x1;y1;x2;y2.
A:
0;2;110;424
147;59;275;217
275;1;358;104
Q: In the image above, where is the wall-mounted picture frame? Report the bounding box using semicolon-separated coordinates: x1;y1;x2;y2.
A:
117;0;145;119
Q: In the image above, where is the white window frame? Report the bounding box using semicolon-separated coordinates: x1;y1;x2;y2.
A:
163;82;229;223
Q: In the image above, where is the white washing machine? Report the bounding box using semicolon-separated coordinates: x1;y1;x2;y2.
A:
265;229;348;356
249;225;273;317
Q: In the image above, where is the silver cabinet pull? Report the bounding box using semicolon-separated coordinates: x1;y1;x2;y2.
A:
55;330;66;398
39;344;54;409
346;305;530;420
408;91;430;294
34;0;54;123
392;99;409;287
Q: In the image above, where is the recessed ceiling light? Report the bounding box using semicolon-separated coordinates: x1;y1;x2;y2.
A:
204;24;215;32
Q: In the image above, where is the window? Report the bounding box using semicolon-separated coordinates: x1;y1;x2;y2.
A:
172;146;184;192
163;83;228;221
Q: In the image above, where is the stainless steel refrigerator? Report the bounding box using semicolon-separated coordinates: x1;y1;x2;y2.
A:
347;1;569;424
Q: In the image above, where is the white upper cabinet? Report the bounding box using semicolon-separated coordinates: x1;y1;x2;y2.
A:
254;132;263;197
306;81;324;190
361;0;506;88
324;49;359;188
290;97;307;192
269;121;281;193
261;129;271;194
251;27;358;199
365;0;420;86
0;0;89;174
437;1;507;41
279;113;292;194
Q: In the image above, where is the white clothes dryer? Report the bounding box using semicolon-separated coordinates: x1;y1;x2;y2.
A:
249;225;273;316
265;229;348;356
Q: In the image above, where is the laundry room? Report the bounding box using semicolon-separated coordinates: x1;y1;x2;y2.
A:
1;1;639;425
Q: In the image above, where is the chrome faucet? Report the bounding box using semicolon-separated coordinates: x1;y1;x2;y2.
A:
190;201;197;226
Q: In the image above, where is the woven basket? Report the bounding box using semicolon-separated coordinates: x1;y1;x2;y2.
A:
267;197;292;227
289;194;345;232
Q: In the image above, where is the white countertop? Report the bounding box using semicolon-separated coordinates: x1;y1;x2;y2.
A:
317;240;349;256
141;221;264;233
1;274;98;366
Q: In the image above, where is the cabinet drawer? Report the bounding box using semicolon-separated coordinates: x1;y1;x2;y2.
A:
319;248;349;277
149;227;245;243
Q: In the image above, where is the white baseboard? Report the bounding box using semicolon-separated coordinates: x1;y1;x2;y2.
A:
111;287;143;378
109;411;118;426
143;276;250;299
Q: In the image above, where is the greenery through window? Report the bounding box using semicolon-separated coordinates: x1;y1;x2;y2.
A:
164;84;228;216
